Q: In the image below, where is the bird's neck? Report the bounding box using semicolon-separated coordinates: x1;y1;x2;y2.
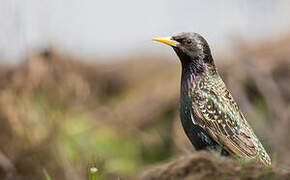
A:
175;48;215;76
181;60;216;93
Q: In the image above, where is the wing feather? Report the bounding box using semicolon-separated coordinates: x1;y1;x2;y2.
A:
191;86;259;159
187;74;271;165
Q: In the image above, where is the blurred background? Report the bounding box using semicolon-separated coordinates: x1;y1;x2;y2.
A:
0;0;290;179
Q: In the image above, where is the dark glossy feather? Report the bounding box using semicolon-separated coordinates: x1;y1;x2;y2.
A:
181;71;271;166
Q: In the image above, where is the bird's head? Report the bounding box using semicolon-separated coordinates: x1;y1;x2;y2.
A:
153;32;215;74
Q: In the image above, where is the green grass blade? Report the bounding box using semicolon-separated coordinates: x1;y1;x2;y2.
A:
43;168;52;180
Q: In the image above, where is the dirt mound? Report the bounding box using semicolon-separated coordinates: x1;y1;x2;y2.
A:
140;151;290;180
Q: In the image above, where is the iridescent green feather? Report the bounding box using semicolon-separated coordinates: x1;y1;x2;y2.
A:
188;71;271;166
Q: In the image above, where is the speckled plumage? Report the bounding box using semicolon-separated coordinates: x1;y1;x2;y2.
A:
153;32;271;166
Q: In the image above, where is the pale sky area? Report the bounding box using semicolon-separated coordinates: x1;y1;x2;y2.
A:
1;0;290;63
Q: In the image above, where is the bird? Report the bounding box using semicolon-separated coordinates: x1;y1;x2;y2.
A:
153;32;271;166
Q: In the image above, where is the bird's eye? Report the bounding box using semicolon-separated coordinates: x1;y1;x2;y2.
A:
185;39;192;44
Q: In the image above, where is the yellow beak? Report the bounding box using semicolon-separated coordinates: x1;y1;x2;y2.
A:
152;36;179;47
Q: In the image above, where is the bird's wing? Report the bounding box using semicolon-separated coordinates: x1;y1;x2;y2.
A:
190;82;260;159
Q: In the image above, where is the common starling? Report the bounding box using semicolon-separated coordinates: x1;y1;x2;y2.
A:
153;32;271;166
